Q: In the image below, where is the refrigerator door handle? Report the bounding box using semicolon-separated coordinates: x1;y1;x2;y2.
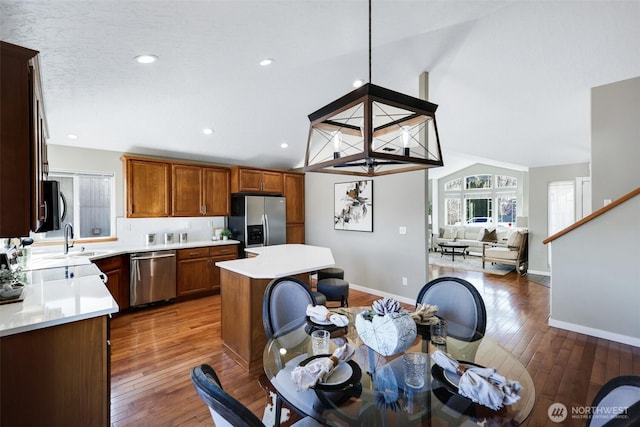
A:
264;214;270;245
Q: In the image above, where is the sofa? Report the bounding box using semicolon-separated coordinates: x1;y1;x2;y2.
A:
434;226;521;255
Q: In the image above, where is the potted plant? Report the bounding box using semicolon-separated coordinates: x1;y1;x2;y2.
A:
220;229;233;240
0;264;25;300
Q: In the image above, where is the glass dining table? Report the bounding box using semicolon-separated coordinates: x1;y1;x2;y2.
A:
263;307;535;426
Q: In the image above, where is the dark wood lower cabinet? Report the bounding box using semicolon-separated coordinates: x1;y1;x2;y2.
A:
94;255;130;311
0;316;110;427
177;245;237;299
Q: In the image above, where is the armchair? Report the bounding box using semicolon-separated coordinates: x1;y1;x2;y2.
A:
482;231;528;275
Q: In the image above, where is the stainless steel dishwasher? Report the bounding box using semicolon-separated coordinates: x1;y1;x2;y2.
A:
130;250;176;307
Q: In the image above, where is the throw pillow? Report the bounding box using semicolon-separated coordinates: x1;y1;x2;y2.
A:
482;229;497;242
507;231;523;248
443;228;456;239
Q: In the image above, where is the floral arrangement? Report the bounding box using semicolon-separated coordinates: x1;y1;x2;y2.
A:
355;297;417;356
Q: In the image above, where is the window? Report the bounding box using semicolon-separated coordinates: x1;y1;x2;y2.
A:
465;196;492;223
465;175;492;189
496;175;517;188
444;178;462;191
444;198;462;225
42;171;116;240
497;194;517;225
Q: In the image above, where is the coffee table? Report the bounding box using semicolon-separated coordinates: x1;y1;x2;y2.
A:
438;242;469;261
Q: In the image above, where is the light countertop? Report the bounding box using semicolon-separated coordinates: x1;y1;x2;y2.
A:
215;244;334;279
25;239;240;270
1;239;240;338
0;263;118;337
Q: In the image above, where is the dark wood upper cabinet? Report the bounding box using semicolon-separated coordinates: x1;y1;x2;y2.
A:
123;157;171;217
230;166;283;194
0;41;49;237
172;164;230;217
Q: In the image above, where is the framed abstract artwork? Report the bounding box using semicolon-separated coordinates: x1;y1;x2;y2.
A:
334;180;373;232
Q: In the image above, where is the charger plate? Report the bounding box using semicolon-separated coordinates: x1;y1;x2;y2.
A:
298;354;362;391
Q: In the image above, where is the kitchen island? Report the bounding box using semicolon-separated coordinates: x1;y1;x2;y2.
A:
215;244;334;370
0;264;119;427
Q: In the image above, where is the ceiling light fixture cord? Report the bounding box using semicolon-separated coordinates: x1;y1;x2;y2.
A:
368;0;372;84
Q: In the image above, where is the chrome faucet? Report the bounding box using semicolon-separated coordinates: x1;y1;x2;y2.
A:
63;223;74;254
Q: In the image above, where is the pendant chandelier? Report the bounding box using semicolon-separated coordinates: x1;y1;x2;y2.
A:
304;0;444;177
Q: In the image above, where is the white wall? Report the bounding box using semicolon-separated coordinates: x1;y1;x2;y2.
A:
305;171;428;303
549;195;640;346
591;76;640;209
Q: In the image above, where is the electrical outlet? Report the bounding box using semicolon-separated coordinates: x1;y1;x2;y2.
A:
399;226;407;235
402;277;408;286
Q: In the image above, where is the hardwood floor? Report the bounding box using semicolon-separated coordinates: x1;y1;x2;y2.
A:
110;265;640;426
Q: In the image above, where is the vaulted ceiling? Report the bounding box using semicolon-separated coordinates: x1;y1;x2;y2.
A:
2;1;639;178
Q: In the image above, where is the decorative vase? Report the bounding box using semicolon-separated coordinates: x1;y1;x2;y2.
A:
355;311;417;356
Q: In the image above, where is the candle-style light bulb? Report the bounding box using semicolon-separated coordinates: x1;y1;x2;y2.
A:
333;131;342;159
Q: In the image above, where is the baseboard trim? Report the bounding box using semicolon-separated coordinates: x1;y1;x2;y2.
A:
349;283;415;306
549;318;640;347
527;269;550;276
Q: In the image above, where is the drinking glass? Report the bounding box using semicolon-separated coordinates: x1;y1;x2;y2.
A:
311;329;330;355
403;352;427;388
430;318;448;345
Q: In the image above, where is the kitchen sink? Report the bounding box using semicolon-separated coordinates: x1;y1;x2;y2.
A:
26;250;114;270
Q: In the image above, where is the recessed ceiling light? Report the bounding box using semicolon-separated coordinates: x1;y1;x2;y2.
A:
203;128;214;135
353;79;364;88
135;55;158;64
280;142;288;149
259;58;274;67
67;134;78;140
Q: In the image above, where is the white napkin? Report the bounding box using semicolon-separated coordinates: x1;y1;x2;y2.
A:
306;304;349;327
431;350;522;410
291;343;355;391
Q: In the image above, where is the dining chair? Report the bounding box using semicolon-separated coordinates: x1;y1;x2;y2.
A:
191;364;322;427
587;375;640;427
263;276;321;340
416;277;487;342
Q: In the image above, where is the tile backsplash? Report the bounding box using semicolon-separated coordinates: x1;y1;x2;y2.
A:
116;217;226;246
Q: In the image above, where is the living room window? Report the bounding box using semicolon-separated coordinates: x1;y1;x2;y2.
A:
497;194;517;225
465;175;492;189
464;196;492;223
39;170;116;241
444;198;462;225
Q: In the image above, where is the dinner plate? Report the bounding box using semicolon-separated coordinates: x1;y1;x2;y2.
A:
308;316;333;326
298;354;362;391
431;360;484;395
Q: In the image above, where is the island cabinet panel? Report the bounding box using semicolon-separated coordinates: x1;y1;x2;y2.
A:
172;164;230;217
124;157;171;217
231;166;283;194
220;269;270;371
220;268;310;371
0;41;49;237
93;255;130;311
0;315;110;427
283;173;305;243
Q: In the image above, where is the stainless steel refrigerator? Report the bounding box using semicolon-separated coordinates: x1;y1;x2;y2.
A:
229;195;286;256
